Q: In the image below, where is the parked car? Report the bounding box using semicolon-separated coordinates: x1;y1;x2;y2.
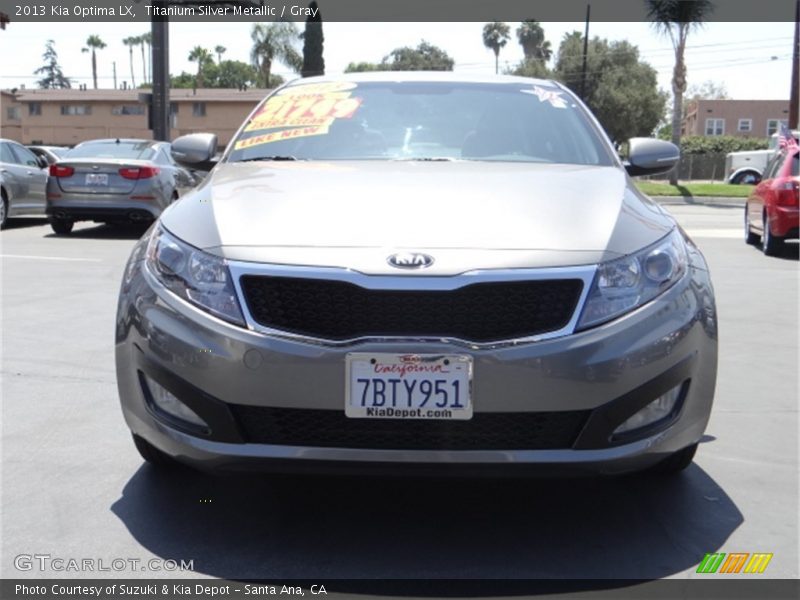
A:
28;145;69;166
116;74;718;477
46;138;197;235
0;138;49;228
745;145;800;255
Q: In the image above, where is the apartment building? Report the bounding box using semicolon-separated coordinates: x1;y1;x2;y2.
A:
682;99;791;139
0;87;270;147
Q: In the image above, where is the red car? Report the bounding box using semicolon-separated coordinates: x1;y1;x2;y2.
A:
745;146;799;256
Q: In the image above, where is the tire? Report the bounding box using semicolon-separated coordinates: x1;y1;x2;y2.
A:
744;206;759;245
0;191;8;230
651;443;698;475
731;171;758;185
762;211;783;256
49;217;74;235
132;434;175;468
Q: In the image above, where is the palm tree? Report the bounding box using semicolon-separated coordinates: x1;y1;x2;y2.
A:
516;20;552;62
250;22;302;88
188;46;212;88
482;22;511;74
122;36;137;88
645;0;714;185
215;45;227;64
141;32;152;84
81;35;107;89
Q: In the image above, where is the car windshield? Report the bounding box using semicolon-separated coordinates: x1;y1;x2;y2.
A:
65;141;155;160
50;147;68;157
227;81;615;165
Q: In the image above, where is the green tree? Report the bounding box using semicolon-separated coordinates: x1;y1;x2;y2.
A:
516;20;551;62
81;35;106;89
210;60;259;89
344;61;388;73
301;1;324;77
188;46;212;88
554;34;666;145
215;45;227;64
170;72;195;89
509;58;551;79
482;22;510;74
250;22;302;88
34;40;71;89
344;41;454;72
383;41;454;70
122;36;137;88
645;0;715;184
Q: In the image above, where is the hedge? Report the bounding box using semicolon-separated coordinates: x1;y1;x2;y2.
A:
679;135;769;155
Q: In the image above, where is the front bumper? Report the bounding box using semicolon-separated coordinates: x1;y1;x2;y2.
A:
115;258;718;476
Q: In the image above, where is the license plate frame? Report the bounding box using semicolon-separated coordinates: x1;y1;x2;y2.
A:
345;353;473;420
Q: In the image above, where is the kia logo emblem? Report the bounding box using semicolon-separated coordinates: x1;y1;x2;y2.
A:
387;252;435;269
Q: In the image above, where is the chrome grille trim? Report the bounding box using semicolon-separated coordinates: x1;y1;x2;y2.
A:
227;261;597;349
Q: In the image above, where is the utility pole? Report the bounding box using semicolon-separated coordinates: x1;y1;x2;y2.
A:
790;0;799;129
151;1;170;141
580;4;590;101
112;61;117;89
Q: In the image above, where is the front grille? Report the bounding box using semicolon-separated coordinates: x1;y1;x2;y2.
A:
239;276;583;343
229;406;590;450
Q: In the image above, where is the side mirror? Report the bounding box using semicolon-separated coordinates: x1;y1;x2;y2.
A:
171;133;219;172
625;138;680;177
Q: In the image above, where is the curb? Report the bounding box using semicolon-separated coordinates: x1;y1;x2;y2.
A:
653;196;746;207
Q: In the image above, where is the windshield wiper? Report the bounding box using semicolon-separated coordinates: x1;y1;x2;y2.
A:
237;155;300;162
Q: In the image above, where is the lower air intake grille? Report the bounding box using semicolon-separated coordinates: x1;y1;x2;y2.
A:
229;405;590;451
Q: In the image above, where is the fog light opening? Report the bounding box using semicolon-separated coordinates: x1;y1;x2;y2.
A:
141;373;209;431
613;382;686;437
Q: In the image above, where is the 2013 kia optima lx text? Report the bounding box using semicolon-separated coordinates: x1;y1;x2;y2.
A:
115;74;717;476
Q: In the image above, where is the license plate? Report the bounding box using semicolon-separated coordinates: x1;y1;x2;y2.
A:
345;353;473;420
85;173;108;186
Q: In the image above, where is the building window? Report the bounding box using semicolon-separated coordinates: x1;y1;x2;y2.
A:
6;106;20;120
737;119;752;133
192;102;206;117
704;118;724;136
28;102;42;116
60;105;91;116
112;104;145;116
767;119;788;136
169;102;179;128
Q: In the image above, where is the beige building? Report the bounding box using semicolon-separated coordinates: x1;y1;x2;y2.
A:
1;89;23;141
0;87;270;147
682;99;791;139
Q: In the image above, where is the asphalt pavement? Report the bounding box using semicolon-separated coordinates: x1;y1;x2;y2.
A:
0;204;797;585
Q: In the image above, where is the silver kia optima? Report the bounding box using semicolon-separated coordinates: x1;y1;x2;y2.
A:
115;74;717;476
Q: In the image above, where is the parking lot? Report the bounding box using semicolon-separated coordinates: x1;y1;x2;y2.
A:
1;201;797;583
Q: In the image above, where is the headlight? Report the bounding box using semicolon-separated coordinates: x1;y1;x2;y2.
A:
145;225;245;326
577;229;688;330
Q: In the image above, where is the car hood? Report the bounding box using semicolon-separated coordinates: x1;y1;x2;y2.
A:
161;161;674;275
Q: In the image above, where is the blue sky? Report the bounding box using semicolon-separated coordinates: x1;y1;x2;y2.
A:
0;21;795;100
